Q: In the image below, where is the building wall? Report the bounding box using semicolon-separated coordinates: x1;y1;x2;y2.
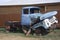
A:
46;4;60;28
0;6;22;27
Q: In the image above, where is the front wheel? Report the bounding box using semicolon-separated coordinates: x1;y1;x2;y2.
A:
34;27;49;35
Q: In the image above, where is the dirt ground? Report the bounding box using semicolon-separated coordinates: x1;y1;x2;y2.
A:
0;32;40;40
0;29;60;40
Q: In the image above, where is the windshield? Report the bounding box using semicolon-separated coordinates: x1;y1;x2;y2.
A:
30;8;40;14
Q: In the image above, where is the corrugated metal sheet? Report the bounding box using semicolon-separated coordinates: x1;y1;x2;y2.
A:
0;0;60;6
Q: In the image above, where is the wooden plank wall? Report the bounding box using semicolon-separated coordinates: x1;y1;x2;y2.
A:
0;6;22;27
46;5;60;28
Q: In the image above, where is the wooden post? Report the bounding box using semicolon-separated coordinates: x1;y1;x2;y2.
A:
22;25;31;36
45;6;47;12
26;28;31;36
22;26;27;34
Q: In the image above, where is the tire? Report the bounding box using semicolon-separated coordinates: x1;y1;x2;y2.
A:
34;26;49;36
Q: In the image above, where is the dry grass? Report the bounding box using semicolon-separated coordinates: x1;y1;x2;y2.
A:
0;28;60;40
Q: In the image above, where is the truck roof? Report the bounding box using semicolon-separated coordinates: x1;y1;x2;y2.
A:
22;6;40;9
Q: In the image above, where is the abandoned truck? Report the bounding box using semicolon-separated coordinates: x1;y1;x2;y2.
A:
6;6;58;36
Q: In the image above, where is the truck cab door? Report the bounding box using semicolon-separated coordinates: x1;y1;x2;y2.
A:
21;9;31;26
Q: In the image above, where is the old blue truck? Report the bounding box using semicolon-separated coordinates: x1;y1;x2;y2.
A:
21;6;58;36
21;6;58;28
6;6;58;36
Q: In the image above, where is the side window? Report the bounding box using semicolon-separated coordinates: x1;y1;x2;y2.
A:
23;9;28;14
